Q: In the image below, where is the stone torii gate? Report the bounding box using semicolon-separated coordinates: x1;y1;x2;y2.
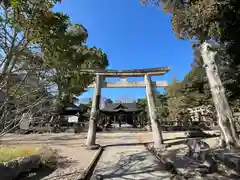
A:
81;67;170;149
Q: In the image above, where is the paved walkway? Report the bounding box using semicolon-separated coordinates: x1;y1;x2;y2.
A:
91;145;171;180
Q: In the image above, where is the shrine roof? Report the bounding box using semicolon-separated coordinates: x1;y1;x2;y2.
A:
100;102;140;113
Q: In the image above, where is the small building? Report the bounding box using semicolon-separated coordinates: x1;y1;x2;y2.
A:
100;102;142;128
57;103;89;126
30;103;88;128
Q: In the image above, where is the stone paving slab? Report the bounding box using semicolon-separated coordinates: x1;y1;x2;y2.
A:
213;149;240;173
161;148;240;180
91;145;171;180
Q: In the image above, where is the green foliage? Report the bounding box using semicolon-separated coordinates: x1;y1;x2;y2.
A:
0;0;68;74
155;91;169;118
0;0;108;121
42;23;108;104
137;90;169;121
165;78;184;120
181;61;212;106
165;50;212;119
137;98;148;119
142;0;240;113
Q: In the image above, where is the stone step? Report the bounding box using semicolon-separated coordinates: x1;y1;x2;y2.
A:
162;149;203;175
161;148;239;180
213;150;240;173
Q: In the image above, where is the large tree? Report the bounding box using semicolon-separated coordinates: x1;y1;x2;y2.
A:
42;23;108;108
137;90;169;130
137;97;148;125
155;90;169;119
141;0;240;148
165;78;184;120
0;0;69;133
0;0;108;134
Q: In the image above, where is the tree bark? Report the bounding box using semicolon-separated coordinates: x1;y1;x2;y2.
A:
144;74;164;149
86;74;102;147
218;128;226;148
201;42;239;148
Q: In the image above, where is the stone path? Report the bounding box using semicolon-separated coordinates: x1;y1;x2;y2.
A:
91;145;171;180
161;147;240;180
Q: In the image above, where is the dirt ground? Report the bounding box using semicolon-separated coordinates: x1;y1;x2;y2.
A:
0;131;219;180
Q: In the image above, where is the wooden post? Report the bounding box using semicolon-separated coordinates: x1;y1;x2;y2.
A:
144;74;164;149
86;74;102;148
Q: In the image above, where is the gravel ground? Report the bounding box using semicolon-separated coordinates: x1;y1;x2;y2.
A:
0;131;220;179
1;133;96;180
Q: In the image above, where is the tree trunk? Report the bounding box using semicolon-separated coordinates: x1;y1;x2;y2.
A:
201;42;239;148
218;128;226;148
86;74;102;147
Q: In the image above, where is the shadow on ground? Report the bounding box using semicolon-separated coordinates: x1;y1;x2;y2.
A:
16;166;56;180
161;145;240;180
163;133;219;142
210;148;240;175
93;150;170;180
103;142;151;148
16;156;79;180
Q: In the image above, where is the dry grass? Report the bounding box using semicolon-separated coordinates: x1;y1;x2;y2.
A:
0;145;58;167
39;146;59;168
0;145;41;162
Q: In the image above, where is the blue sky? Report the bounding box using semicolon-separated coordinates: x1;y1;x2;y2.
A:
54;0;193;102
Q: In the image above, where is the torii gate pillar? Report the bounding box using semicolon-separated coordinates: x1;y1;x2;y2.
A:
83;67;170;149
144;74;164;149
86;74;102;148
